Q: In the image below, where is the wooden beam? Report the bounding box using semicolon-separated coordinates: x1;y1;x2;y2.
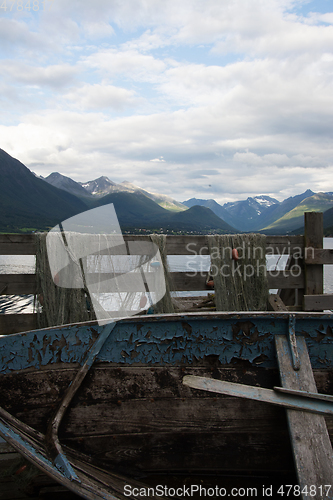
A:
279;254;304;308
304;213;323;298
171;271;304;291
268;270;304;289
166;235;210;255
265;235;304;255
268;294;288;311
165;235;305;256
275;335;333;497
0;234;305;256
0;274;36;295
0;270;304;296
0;234;36;255
0;313;37;335
304;248;333;265
303;294;333;312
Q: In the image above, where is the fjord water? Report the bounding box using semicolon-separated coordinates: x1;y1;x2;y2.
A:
1;239;333;314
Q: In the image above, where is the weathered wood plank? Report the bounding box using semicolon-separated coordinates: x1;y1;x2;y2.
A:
303;294;333;311
166;235;304;256
0;234;305;256
265;235;304;255
275;335;333;497
0;314;37;335
63;423;293;474
0;365;295;474
267;270;304;289
304;212;323;298
0;270;304;296
268;294;288;311
0;269;303;299
3;364;331;433
166;235;210;255
305;248;333;265
1;363;331;479
0;275;36;295
278;254;304;308
171;270;304;291
0;235;36;256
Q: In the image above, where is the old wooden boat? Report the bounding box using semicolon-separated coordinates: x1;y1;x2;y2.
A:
1;311;333;499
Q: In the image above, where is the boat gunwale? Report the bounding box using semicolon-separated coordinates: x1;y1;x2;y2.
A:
2;309;333;338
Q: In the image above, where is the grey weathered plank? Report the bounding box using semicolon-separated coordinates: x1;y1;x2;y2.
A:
275;335;333;498
267;270;304;289
303;294;333;311
171;270;304;291
304;213;323;298
0;269;304;297
0;234;305;256
183;375;333;415
268;294;288;311
0;314;37;335
278;253;305;308
305;248;333;265
0;275;36;295
1;365;294;474
0;235;36;256
265;235;304;255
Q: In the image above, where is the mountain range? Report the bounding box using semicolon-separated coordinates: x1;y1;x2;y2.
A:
1;148;333;235
45;173;187;212
42;171;333;235
183;191;333;234
0;149;234;233
0;149;86;233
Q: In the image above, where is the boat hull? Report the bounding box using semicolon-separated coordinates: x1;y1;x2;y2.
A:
1;312;333;493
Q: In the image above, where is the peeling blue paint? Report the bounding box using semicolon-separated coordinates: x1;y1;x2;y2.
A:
1;313;333;374
0;325;96;374
54;453;80;482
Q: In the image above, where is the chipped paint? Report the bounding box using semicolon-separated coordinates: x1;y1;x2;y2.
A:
0;324;97;374
1;313;333;374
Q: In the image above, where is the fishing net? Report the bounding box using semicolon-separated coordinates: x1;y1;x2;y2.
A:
149;234;175;314
207;234;268;311
35;205;168;328
35;232;95;328
35;205;267;325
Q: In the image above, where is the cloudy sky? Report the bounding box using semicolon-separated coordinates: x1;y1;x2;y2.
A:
1;0;333;204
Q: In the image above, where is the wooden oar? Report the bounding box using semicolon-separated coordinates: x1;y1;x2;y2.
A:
182;375;333;416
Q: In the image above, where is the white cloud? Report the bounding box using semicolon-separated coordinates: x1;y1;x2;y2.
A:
64;83;138;111
150;156;165;162
83;48;167;82
0;61;78;88
1;0;333;203
0;17;43;48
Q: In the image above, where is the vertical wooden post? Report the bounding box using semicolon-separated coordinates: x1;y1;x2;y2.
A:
304;213;323;303
275;335;333;496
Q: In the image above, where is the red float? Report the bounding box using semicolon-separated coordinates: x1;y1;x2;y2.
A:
232;248;239;261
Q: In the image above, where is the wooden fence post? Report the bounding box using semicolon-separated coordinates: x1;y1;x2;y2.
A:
304;213;323;309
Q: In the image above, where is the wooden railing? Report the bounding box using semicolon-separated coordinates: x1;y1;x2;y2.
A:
0;212;331;335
